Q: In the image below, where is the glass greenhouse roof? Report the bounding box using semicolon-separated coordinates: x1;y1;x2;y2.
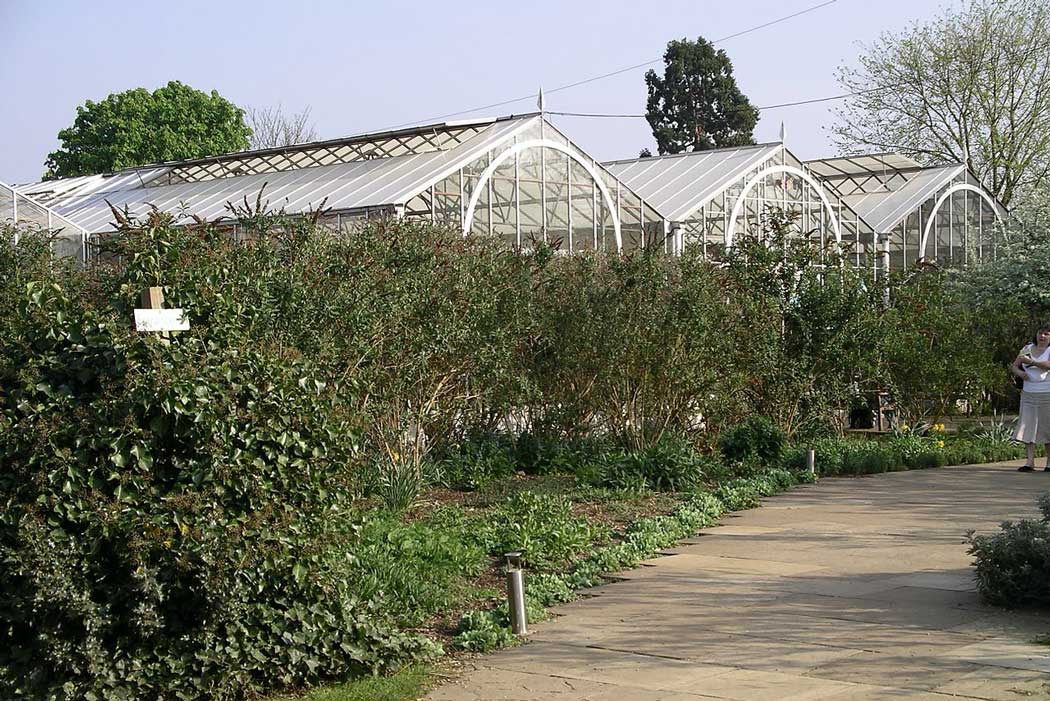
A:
603;143;782;222
810;161;1008;233
805;153;924;179
17;115;540;234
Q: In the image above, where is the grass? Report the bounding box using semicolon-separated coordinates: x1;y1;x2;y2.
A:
269;665;436;701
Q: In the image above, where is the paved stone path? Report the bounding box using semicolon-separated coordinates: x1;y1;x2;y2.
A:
429;461;1050;700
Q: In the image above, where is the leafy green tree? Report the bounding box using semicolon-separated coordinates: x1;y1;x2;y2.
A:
44;81;252;180
833;0;1050;205
644;37;759;154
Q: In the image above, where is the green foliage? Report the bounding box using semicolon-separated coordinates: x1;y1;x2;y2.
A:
596;435;712;492
644;36;758;153
0;224;440;700
44;80;251;179
969;492;1050;607
720;417;786;465
268;664;435;701
879;270;1003;424
335;510;488;626
720;216;881;438
525;248;742;448
429;437;517;490
451;610;518;652
782;434;1023;477
481;492;600;571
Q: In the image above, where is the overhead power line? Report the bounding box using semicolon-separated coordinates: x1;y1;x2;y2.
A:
543;34;1050;119
546;86;891;119
364;0;841;132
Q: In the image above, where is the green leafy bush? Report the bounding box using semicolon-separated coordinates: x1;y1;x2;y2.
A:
429;437;517;491
335;510;488;625
451;610;518;652
720;417;786;465
969;515;1050;608
481;492;600;571
0;231;437;700
595;436;712;492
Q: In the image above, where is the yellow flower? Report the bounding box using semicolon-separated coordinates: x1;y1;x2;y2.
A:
900;424;910;432
937;440;945;448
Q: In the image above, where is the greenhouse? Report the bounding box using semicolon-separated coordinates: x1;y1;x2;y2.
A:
6;112;1008;273
13;113;664;255
806;154;1008;269
1;179;89;261
604;144;879;271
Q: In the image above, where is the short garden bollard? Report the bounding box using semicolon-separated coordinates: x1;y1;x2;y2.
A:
505;551;528;635
807;448;816;475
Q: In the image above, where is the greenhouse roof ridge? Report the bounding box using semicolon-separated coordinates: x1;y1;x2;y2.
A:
602;142;782;167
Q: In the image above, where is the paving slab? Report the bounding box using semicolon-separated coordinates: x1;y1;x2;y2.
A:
427;462;1050;700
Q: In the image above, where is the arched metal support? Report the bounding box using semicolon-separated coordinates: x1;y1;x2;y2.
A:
462;139;622;251
917;183;1004;262
725;165;842;249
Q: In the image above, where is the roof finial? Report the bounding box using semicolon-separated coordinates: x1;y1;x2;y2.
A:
537;87;545;114
779;121;787;144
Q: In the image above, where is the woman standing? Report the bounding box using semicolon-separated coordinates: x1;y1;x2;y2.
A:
1012;326;1050;471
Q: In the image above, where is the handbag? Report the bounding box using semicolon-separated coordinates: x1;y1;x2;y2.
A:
1016;343;1035;391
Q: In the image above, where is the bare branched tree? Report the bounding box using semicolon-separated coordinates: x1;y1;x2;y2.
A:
832;0;1050;205
246;104;319;150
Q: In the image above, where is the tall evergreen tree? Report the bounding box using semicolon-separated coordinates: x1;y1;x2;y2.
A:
645;37;759;154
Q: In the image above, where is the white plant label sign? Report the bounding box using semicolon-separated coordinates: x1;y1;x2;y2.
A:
134;308;189;332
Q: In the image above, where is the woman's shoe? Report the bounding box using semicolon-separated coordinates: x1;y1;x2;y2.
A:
1019;465;1035;472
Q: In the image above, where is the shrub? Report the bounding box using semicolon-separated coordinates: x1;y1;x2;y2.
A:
451;610;517;652
429;438;517;491
969;517;1050;608
595;436;712;492
335;509;488;625
481;492;600;571
720;417;786;465
0;254;436;700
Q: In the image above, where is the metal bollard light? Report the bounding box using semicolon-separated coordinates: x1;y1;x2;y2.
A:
806;448;816;476
505;551;528;635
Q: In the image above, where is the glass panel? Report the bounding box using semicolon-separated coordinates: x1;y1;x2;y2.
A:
491;156;517;247
434;173;461;230
569;160;594;252
518;147;544;247
619;188;643;251
0;186;13;223
52;232;84;261
544;149;569;249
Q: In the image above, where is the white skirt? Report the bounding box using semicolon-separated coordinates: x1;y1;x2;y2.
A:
1014;391;1050;444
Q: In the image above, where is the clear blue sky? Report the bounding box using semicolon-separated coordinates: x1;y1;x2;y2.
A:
0;0;944;185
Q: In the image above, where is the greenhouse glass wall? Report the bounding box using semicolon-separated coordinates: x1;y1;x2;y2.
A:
806;155;1007;270
0;179;88;261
